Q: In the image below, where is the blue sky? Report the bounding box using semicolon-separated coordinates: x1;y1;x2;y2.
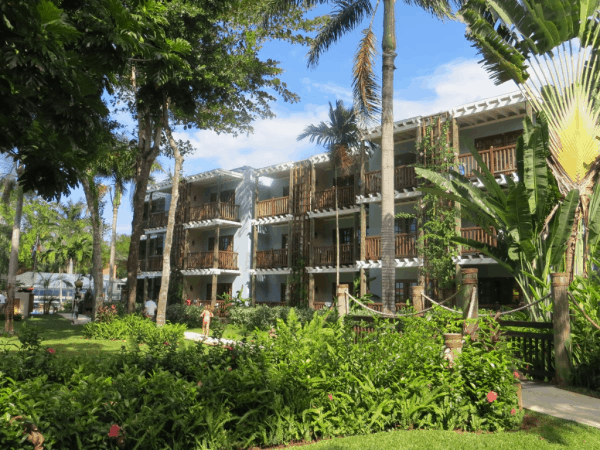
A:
69;3;518;237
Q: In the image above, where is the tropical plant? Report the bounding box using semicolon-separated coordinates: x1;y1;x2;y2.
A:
414;117;598;321
298;100;361;300
268;0;459;313
458;0;600;279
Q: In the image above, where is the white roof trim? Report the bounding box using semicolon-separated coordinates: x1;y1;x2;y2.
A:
306;265;359;273
308;152;330;165
255;161;296;176
307;205;360;218
250;268;292;276
357;258;423;269
253;214;293;226
454;255;498;265
356;189;421;204
147;169;244;193
137;272;162;279
145;227;167;234
183;219;242;230
181;269;240;276
366;116;422;139
451;91;525;119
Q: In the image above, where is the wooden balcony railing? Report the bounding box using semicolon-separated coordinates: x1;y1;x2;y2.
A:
256;196;289;218
313;301;408;311
148;211;168;228
457;144;517;177
460;227;497;254
256;249;288;269
313;243;354;266
188;202;239;222
364;233;417;260
185;251;239;270
147;255;163;271
314;185;355;210
364;165;417;195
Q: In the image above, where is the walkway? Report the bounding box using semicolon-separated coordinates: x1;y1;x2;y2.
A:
522;381;600;429
58;313;91;325
184;331;239;347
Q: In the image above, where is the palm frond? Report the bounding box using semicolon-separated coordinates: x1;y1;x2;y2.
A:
352;26;381;127
307;0;373;68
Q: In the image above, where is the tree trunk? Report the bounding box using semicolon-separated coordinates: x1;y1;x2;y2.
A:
156;121;183;326
126;109;164;313
335;169;340;290
108;185;121;302
381;0;397;315
81;175;104;321
4;177;24;334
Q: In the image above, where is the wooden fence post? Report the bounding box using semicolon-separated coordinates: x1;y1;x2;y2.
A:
551;272;571;386
411;285;424;315
461;268;478;335
337;284;349;316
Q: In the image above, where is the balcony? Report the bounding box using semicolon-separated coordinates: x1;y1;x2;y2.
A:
457;144;516;177
460;227;497;254
314;185;355;210
364;165;417;196
148;211;168;229
138;255;163;272
256;196;289;218
364;233;417;260
184;251;238;270
313;243;354;266
188;202;239;222
256;249;288;269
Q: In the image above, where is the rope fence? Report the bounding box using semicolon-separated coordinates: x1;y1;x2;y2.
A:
422;292;552;317
348;290;461;318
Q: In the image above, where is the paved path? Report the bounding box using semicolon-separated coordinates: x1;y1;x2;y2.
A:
184;331;239;346
58;313;91;325
522;381;600;429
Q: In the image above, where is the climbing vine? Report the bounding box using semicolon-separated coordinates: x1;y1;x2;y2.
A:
415;118;460;297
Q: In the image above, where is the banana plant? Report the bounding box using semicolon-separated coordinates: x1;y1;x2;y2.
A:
415;117;589;321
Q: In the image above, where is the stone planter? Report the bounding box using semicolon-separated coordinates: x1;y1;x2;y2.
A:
443;333;463;354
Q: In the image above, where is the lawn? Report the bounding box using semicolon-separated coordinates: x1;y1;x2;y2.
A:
303;411;600;449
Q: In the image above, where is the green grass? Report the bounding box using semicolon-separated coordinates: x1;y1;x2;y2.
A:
302;411;600;449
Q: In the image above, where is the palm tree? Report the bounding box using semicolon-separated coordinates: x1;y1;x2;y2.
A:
298;100;361;307
268;0;458;313
458;0;600;278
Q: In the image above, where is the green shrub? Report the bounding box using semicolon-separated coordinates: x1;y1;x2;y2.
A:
166;303;204;328
228;305;337;331
0;313;22;321
83;314;186;346
0;309;523;449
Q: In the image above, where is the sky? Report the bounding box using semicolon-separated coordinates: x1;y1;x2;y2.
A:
69;3;518;238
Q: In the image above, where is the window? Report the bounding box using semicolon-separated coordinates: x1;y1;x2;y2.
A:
334;174;354;187
150;235;164;256
395;280;417;303
394;218;417;234
281;234;288;249
206;283;233;300
394;153;416;166
209;190;235;203
208;236;234;251
151;197;166;213
332;228;353;245
282;186;289;197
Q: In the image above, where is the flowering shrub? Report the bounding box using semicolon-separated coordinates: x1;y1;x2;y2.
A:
0;309;523;449
228;305;337;331
165;303;205;328
96;304;118;323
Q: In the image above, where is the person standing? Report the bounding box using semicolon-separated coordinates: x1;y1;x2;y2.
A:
144;298;157;320
201;305;214;336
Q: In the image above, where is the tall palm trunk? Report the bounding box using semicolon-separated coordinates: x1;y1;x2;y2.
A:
4;177;23;334
156;117;182;326
81;175;104;321
381;0;396;315
108;185;122;301
335;168;340;293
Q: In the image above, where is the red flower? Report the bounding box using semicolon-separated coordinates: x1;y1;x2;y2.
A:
227;366;232;371
224;345;233;351
164;342;169;346
486;391;498;403
108;425;120;438
511;408;516;415
185;299;191;306
197;381;203;386
328;394;333;401
513;371;519;378
47;348;55;354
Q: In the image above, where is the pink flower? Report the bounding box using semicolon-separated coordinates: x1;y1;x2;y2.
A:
487;391;498;403
164;342;169;346
328;394;333;401
108;424;120;438
511;408;516;415
513;371;519;378
47;348;55;354
197;381;203;386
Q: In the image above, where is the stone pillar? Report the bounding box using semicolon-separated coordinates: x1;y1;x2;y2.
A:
337;284;349;316
461;268;478;335
308;273;315;309
411;285;424;315
551;273;571;386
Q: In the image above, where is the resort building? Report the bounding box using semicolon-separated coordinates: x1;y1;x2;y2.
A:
138;91;530;308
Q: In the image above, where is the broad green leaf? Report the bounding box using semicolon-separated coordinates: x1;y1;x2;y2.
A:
548;189;579;267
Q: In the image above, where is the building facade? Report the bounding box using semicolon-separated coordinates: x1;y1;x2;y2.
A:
138;92;529;308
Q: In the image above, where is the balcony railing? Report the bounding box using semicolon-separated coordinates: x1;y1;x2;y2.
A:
256;196;289;218
146;255;163;271
313;243;354;266
460;227;497;254
364;165;417;195
188;202;239;222
256;249;288;269
364;233;417;260
457;144;517;177
148;211;168;228
184;251;239;270
314;185;355;210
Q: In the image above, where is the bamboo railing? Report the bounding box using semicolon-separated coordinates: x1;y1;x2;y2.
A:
188;202;239;222
457;144;517;177
148;211;168;228
147;255;163;271
364;233;417;260
256;249;288;269
256;196;289;218
460;227;497;254
314;185;355;210
185;251;238;270
364;165;417;195
313;243;354;265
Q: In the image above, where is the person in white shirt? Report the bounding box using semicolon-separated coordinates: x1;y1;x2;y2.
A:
144;299;157;319
0;293;6;304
